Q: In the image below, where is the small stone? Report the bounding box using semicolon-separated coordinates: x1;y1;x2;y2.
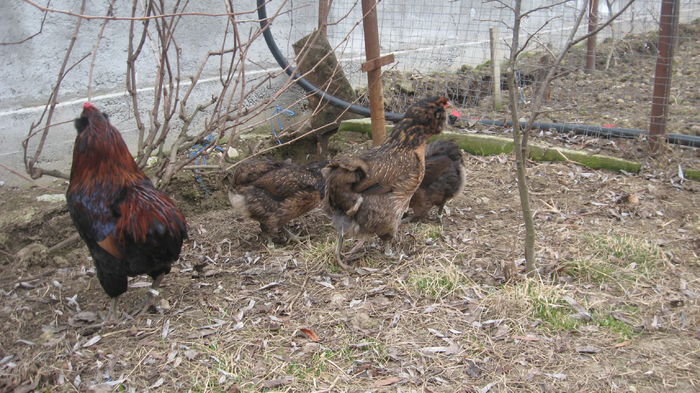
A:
36;194;66;203
576;345;601;354
16;243;48;267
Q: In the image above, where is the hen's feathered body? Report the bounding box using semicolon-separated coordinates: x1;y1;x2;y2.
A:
66;103;187;319
224;158;326;243
323;96;449;264
409;139;467;220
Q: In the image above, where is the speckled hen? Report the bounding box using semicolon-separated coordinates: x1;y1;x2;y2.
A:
322;96;450;267
223;158;326;245
407;139;467;221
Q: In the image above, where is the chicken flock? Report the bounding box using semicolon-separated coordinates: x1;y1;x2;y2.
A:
66;97;466;322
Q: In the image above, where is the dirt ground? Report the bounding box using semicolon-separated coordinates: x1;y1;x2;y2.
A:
1;126;699;393
1;20;700;393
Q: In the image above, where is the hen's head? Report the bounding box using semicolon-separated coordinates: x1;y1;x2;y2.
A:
388;96;450;147
74;102;110;134
403;96;450;135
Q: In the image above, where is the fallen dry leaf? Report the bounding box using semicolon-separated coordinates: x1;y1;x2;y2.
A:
150;377;164;389
512;335;541;341
261;375;294;389
82;335;101;348
612;340;631;348
299;328;320;342
372;376;400;387
12;379;39;393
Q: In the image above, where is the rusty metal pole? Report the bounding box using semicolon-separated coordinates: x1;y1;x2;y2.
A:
318;0;332;35
585;0;599;72
361;0;387;145
649;0;680;151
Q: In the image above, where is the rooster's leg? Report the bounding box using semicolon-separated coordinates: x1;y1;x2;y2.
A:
106;298;120;323
131;274;164;317
81;298;120;330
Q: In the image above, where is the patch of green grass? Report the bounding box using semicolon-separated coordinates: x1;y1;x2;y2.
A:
561;258;617;284
414;223;442;240
189;341;256;392
351;338;390;364
286;360;326;380
407;262;469;299
588;233;663;273
299;237;336;267
526;283;581;332
593;312;636;339
286;348;357;380
326;262;341;273
561;234;664;286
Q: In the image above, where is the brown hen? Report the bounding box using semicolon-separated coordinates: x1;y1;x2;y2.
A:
223;158;326;245
407;139;467;221
323;96;449;266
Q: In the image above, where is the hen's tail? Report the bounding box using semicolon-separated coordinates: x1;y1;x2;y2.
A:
227;191;250;217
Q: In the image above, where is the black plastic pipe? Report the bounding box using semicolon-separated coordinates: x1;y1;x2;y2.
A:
256;0;403;121
475;119;700;148
256;0;700;148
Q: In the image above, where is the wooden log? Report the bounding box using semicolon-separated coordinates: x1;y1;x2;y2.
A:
339;119;659;175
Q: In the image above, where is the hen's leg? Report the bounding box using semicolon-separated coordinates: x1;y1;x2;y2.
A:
283;227;310;244
259;223;277;248
335;232;362;270
346;239;366;257
379;234;398;259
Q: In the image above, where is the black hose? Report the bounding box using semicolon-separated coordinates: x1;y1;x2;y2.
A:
257;0;700;148
256;0;403;121
475;119;700;148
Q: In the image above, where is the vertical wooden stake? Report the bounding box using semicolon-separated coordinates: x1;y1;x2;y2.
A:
585;0;599;72
318;0;332;35
489;27;502;111
649;0;679;151
361;0;387;146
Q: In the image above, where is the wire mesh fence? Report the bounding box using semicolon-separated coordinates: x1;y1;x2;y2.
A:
4;0;700;186
303;0;700;136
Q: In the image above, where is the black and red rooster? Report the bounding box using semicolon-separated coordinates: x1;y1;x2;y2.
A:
66;102;187;323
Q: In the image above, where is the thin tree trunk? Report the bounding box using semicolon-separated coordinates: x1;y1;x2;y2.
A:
508;0;537;275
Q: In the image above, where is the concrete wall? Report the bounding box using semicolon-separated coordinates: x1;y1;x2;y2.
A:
0;0;313;187
1;0;699;186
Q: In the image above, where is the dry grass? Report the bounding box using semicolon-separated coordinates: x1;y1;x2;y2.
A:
1;130;699;393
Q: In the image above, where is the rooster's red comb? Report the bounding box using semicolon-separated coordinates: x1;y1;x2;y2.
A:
83;102;95;110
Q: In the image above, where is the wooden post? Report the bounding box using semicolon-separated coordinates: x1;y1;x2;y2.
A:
585;0;599;72
318;0;332;35
489;27;502;110
361;0;387;146
649;0;679;151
